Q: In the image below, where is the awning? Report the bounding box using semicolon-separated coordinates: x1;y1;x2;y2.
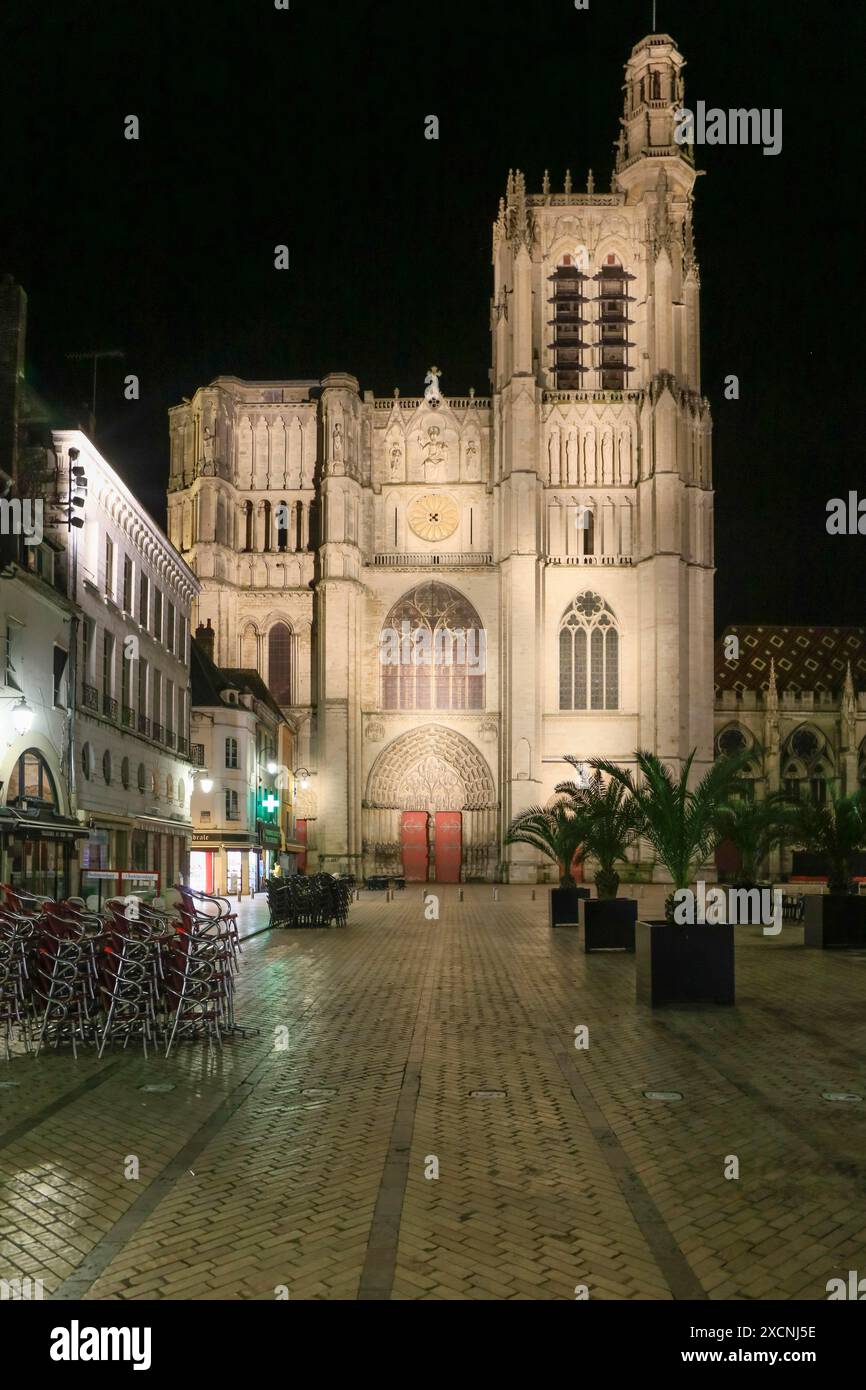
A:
0;809;91;839
132;815;193;834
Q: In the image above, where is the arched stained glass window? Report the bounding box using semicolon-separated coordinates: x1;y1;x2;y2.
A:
379;582;486;711
559;591;620;711
268;622;293;705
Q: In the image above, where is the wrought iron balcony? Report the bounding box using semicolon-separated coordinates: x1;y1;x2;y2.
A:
191;743;205;766
122;704;135;729
164;728;176;749
152;722;165;745
102;694;118;721
138;714;151;738
177;735;189;757
82;683;98;712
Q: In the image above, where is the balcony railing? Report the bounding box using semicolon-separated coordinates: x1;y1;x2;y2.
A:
103;694;118;721
122;704;135;729
82;684;98;712
164;728;176;749
372;552;493;567
138;714;151;738
177;735;189;757
191;743;205;766
152;722;165;745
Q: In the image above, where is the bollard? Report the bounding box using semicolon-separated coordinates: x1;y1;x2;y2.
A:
458;887;464;902
493;887;500;902
386;887;394;902
531;889;536;901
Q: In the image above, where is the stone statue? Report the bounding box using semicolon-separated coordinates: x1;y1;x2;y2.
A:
420;426;448;479
424;366;443;406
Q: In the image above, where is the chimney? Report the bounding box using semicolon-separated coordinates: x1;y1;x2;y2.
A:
0;275;27;484
196;618;216;663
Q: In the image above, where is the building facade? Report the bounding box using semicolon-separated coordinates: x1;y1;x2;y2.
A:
0;532;85;897
189;626;285;895
167;32;715;884
49;431;200;901
715;626;866;878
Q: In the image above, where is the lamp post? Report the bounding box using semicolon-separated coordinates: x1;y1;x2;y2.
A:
0;694;35;737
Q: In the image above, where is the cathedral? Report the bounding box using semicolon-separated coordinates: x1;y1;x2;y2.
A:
166;32;715;884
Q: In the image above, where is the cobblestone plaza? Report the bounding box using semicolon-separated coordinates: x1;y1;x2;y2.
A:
2;889;864;1302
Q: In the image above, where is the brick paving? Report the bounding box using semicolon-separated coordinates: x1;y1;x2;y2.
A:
1;885;865;1301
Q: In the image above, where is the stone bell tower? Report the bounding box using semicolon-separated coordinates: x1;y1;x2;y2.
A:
495;30;715;884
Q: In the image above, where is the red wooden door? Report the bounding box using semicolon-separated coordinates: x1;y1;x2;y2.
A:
402;812;429;881
434;812;462;883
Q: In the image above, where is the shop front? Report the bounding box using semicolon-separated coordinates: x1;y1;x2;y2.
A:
258;823;282;889
0;810;89;898
191;831;257;897
0;750;88;898
130;816;191;894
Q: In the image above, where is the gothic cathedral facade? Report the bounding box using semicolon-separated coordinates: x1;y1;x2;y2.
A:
167;33;714;884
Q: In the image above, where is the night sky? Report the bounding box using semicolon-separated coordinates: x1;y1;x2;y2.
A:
4;0;862;629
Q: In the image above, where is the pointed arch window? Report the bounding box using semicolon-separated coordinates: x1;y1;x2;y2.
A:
268;622;293;705
559;591;619;711
379;582;485;711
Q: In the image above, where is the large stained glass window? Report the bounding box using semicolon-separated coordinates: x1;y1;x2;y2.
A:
379;582;485;711
559;591;620;711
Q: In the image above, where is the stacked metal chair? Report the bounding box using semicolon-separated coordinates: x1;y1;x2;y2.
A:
265;873;351;929
0;882;254;1060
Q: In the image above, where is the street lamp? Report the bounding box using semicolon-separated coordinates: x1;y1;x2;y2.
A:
9;696;35;736
200;776;214;794
293;766;311;790
266;761;278;776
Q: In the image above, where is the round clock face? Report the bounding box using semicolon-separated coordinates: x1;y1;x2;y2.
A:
407;493;459;542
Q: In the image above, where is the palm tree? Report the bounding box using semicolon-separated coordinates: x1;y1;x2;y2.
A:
555;761;640;899
785;784;866;894
505;799;587;889
713;794;800;888
589;748;751;921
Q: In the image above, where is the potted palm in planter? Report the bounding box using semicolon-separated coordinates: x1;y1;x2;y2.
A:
591;749;750;1005
505;799;589;927
788;787;866;948
713;792;800;891
556;761;640;952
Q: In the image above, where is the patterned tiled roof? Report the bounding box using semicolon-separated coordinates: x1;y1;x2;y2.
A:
715;626;866;695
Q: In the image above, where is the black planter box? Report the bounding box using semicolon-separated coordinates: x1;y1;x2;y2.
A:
549;886;590;928
636;920;735;1006
804;893;866;948
579;897;637;952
